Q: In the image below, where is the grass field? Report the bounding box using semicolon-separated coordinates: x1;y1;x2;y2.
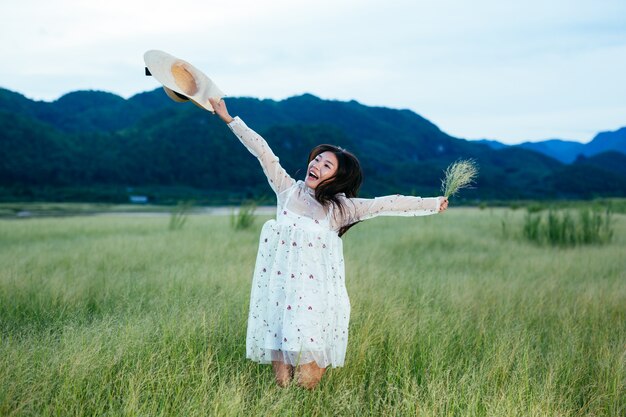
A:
1;208;624;416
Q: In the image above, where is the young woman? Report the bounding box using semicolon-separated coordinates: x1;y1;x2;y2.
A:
209;98;448;389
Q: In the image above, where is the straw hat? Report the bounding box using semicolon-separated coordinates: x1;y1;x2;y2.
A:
144;50;224;112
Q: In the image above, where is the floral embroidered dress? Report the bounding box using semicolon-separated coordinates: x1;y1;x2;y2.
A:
228;117;440;368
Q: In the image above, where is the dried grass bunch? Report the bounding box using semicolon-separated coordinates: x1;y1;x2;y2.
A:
441;159;479;198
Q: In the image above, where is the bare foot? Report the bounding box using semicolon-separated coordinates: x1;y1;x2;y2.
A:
295;362;326;389
272;361;294;387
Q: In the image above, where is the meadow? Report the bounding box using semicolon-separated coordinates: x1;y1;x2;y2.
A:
0;207;624;416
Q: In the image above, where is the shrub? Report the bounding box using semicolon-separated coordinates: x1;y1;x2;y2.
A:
522;208;613;246
230;201;257;230
523;211;542;242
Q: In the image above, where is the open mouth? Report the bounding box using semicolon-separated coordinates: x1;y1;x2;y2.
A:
308;170;319;180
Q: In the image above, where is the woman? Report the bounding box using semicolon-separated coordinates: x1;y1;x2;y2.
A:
209;98;448;389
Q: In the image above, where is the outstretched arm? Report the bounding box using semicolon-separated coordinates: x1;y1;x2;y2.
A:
209;98;295;195
345;194;448;223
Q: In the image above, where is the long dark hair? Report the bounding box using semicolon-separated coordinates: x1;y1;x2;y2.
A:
307;144;363;237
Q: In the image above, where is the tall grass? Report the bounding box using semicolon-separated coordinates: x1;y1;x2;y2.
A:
1;208;624;416
230;201;257;230
169;200;194;230
523;208;614;246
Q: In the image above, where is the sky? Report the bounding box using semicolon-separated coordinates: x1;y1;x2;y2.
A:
1;0;625;144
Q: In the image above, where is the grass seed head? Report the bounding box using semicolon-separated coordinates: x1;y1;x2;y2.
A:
441;159;479;198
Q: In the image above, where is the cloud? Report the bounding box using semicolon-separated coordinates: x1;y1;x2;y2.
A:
0;0;624;142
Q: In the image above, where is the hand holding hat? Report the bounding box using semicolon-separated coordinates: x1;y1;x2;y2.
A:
208;97;234;124
144;50;225;113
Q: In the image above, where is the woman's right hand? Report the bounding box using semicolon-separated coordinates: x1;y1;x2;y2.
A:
209;97;233;124
438;196;449;213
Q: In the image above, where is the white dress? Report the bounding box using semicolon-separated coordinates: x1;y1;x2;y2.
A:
228;117;440;368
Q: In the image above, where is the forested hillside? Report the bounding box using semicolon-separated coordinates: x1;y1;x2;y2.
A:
1;87;625;203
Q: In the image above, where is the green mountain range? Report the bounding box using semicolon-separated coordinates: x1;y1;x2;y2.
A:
479;128;626;164
1;87;625;204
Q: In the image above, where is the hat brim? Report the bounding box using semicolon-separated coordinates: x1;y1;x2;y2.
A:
144;50;224;112
163;86;189;103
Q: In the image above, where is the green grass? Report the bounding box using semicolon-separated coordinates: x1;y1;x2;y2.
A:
522;208;614;247
1;208;624;416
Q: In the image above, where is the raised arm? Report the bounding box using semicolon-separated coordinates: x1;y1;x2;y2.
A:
209;98;295;195
343;194;448;223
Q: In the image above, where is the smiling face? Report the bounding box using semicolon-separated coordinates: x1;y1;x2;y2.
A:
305;151;339;189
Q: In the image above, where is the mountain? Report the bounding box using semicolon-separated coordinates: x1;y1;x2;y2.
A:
475;139;508;150
1;87;625;203
585;128;626;156
0;88;176;134
549;161;626;198
573;151;626;178
517;139;585;164
473;128;626;164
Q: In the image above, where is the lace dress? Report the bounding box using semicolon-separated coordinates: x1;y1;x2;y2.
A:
228;117;440;368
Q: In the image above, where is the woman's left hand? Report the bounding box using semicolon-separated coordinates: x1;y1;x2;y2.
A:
438;197;449;212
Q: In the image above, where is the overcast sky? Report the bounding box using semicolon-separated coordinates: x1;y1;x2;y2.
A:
1;0;624;144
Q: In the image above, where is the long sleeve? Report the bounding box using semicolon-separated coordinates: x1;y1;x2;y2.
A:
228;117;295;195
342;194;440;225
